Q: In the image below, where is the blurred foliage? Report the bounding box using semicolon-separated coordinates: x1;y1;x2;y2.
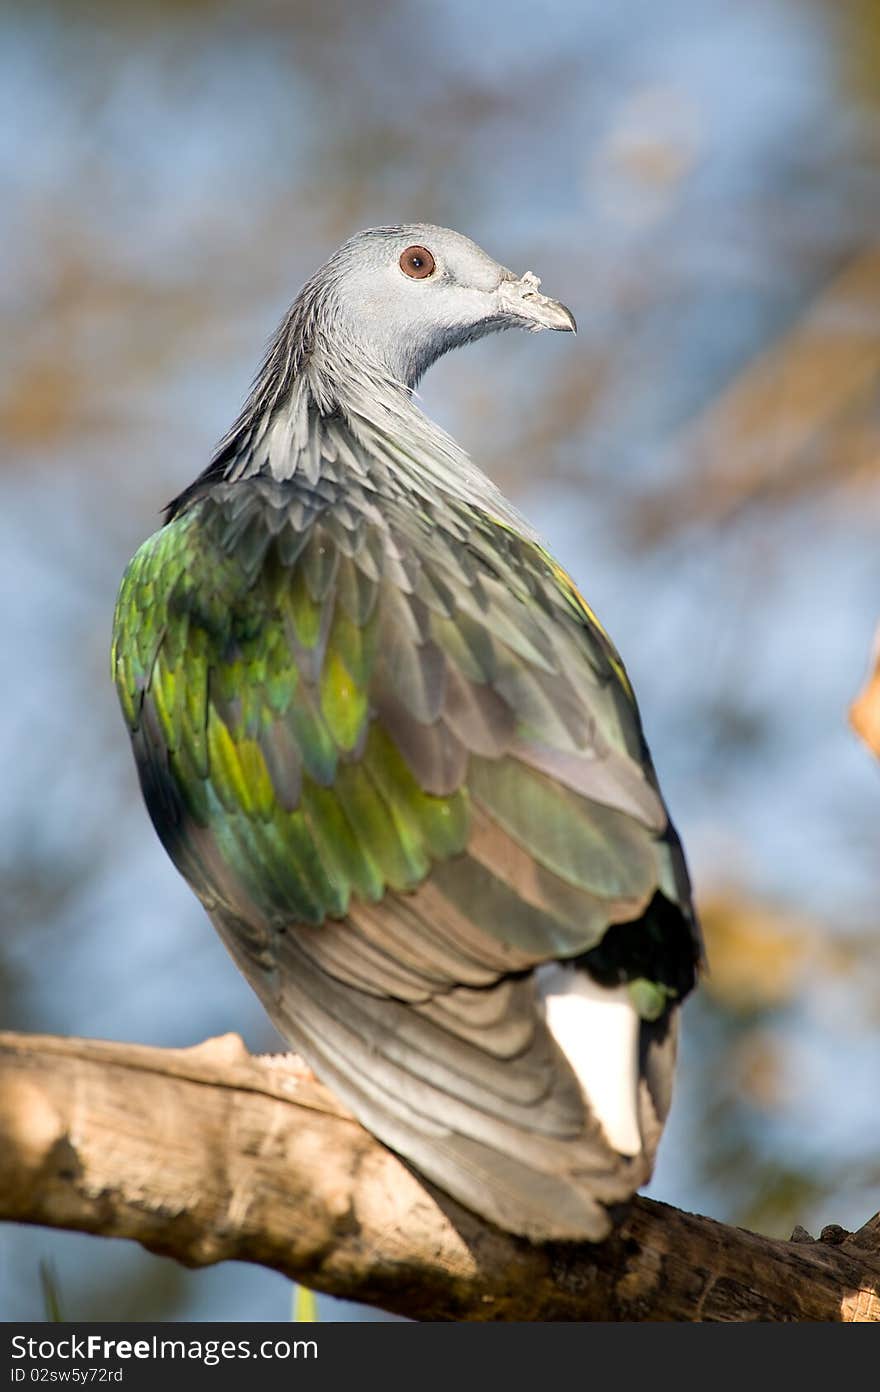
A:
700;893;816;1015
293;1285;318;1323
1;0;879;1319
851;625;880;756
39;1262;64;1323
630;249;880;542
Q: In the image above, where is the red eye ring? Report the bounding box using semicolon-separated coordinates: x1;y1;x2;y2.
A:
399;245;436;279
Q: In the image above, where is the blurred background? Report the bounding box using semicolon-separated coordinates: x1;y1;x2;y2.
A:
2;0;880;1320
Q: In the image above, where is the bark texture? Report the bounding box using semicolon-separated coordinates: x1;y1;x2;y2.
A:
1;1030;877;1321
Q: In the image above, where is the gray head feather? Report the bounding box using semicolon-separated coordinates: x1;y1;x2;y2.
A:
179;224;574;523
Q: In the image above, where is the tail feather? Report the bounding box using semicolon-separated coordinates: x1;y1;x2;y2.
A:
211;906;678;1242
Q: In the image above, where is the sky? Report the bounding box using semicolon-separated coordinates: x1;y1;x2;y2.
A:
1;0;879;1320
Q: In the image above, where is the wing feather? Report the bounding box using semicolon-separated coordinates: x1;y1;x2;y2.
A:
112;473;700;1239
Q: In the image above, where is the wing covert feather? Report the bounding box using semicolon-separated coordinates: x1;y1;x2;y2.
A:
112;475;699;1240
112;482;694;959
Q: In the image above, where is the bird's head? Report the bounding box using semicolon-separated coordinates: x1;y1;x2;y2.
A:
302;223;576;392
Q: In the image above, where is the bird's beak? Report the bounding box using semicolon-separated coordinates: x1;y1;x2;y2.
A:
498;270;577;333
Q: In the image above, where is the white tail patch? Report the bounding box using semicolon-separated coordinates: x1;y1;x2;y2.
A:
539;964;642;1157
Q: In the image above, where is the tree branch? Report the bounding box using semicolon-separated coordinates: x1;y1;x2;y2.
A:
0;1030;877;1321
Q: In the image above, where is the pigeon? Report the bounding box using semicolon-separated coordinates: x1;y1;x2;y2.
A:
112;225;701;1241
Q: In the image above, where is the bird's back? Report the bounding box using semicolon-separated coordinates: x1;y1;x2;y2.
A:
113;462;699;1240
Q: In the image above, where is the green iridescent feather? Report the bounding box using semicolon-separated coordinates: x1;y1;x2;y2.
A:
113;480;692;987
111;222;701;1242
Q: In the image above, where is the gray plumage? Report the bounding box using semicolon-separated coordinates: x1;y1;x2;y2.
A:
113;224;701;1243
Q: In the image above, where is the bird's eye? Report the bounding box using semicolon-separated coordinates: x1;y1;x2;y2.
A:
399;245;436;279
